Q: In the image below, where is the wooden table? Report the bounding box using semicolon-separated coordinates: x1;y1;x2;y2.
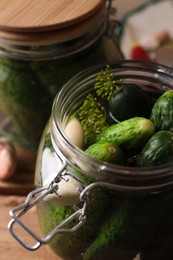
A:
0;195;62;260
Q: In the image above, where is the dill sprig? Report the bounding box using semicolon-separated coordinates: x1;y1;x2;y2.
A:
77;93;107;145
73;65;121;146
94;65;121;100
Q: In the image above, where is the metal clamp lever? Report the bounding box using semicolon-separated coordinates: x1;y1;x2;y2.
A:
8;184;58;250
8;182;87;251
8;168;125;251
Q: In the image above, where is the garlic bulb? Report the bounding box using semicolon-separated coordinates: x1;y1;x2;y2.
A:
0;138;17;180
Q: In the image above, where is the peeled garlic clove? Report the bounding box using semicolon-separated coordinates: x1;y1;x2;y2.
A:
64;118;84;148
43;174;83;206
0;138;17;181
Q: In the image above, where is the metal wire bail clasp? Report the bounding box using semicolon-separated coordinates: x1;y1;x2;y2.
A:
105;0;118;34
8;158;125;252
8;153;88;251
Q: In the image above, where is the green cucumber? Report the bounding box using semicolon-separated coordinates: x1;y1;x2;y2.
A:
96;117;155;156
83;200;134;260
136;130;173;167
150;90;173;131
85;141;126;165
84;191;173;260
108;84;152;122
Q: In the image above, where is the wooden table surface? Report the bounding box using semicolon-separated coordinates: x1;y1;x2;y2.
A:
0;195;62;260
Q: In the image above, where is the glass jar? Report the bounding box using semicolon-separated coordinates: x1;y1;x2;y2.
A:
0;0;122;169
8;60;173;260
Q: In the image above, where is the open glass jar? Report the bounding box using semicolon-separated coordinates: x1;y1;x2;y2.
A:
9;61;173;260
0;0;122;169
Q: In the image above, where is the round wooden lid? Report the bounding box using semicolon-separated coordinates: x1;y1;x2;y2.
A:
0;0;105;32
0;3;105;45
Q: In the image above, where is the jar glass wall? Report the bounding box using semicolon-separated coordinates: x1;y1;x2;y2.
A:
33;61;173;260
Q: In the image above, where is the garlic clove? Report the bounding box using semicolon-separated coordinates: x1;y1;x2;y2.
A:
0;138;17;181
43;174;83;206
64;118;84;148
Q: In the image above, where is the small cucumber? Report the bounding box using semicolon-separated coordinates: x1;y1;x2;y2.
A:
85;141;126;165
150;90;173;131
96;117;155;156
136;130;173;167
108;84;152;122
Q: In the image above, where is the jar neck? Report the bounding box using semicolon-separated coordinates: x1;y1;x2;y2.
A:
0;18;105;61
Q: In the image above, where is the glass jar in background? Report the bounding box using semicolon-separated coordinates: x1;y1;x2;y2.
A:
0;0;122;170
8;61;173;260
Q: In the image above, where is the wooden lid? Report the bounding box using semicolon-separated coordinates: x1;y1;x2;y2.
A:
0;0;106;45
0;2;105;45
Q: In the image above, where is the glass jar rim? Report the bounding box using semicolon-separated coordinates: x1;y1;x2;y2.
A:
0;16;106;61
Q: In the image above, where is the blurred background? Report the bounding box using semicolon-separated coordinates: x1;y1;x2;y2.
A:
115;0;148;18
114;0;173;64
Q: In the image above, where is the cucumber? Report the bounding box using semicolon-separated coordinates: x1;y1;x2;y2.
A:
96;117;155;156
150;90;173;132
136;130;173;167
108;84;152;122
83;200;134;260
85;141;126;165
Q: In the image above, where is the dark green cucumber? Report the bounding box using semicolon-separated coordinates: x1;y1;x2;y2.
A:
96;117;155;156
136;130;173;167
83;200;134;260
108;84;152;122
150;90;173;131
85;141;126;165
84;191;173;260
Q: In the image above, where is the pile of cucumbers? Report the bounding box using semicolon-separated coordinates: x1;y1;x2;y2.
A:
85;86;173;168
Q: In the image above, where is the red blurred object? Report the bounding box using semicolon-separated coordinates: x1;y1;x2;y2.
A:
131;43;151;61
